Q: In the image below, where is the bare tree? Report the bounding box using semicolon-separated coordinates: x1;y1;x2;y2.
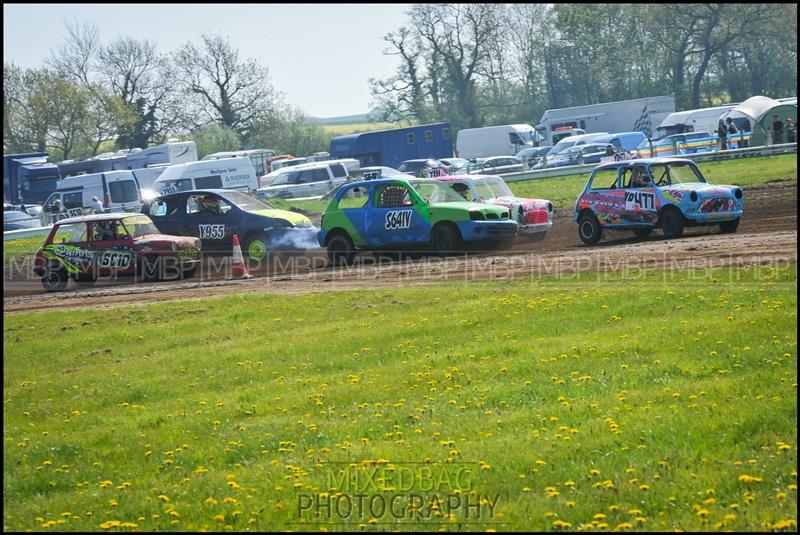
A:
173;34;282;138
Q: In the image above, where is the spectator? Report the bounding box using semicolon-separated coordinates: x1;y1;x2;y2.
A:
740;118;750;148
726;118;739;149
717;119;728;151
786;117;796;144
772;114;784;144
49;199;65;224
90;196;104;214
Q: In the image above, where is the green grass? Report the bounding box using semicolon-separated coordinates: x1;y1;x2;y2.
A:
321;122;415;137
3;266;797;531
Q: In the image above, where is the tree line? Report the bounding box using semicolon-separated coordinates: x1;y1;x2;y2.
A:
369;4;797;132
3;22;329;161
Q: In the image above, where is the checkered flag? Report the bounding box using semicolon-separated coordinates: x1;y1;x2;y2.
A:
633;105;652;137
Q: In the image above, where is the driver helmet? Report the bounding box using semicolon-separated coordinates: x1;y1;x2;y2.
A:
200;195;217;208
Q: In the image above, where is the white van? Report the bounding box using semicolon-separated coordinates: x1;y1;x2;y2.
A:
147;157;257;198
43;170;142;217
456;124;539;159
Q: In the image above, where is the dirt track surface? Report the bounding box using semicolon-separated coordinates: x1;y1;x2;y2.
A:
4;182;797;313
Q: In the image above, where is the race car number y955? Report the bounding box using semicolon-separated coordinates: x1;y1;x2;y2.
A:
199;224;225;239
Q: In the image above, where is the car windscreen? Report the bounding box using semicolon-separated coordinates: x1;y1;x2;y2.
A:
472;177;513;199
408;180;466;203
122;215;161;238
219;190;275;211
649;162;706;185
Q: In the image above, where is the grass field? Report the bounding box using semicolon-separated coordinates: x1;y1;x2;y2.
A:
264;153;798;219
3;266;796;531
320;122;415;137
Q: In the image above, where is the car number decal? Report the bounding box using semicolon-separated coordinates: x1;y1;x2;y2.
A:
161;186;179;195
384;210;413;230
99;251;133;268
362;171;380;180
426;168;442;178
625;191;656;211
199;224;225;239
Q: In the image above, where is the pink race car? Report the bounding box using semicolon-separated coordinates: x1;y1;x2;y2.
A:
437;174;553;240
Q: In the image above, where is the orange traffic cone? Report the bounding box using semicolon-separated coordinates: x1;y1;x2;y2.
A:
228;234;253;280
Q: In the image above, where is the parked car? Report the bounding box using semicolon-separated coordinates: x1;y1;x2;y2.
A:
141;189;315;260
634;133;717;158
437;174;553;240
542;143;613;169
318;177;518;264
257;162;349;199
515;146;552;169
574;157;743;244
4;208;43;230
360;166;413;180
439;157;470;174
465;156;525;175
33;212;202;291
396;159;449;178
532;132;610;169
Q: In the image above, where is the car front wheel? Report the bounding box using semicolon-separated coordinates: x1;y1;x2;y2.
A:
720;218;740;233
432;223;462;255
661;209;685;239
327;234;355;266
577;213;602;245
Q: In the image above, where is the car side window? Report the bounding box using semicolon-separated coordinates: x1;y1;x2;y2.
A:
312;168;329;182
590;169;620;191
91;221;128;241
53;223;88;243
336;185;370;209
331;164;347;179
374;184;412;208
149;199;180;217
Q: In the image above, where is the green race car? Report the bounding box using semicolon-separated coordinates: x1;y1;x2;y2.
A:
318;177;518;265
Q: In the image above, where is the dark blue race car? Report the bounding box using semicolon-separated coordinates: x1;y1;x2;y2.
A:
141;189;317;259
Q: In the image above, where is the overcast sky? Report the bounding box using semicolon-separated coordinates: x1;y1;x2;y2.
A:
3;3;412;118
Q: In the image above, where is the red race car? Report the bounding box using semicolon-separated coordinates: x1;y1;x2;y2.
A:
437;174;553;240
33;213;202;291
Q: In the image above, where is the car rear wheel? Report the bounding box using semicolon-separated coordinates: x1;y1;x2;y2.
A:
327;234;355;266
661;209;685;239
432;223;462;255
577;213;602;245
720;218;740;233
633;227;653;239
42;265;68;292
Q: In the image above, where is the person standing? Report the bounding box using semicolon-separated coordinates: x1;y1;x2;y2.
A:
717;119;728;151
90;196;104;214
786;117;796;143
726;118;739;149
772;114;784;144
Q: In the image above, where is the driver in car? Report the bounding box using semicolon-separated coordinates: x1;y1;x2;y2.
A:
199;195;222;215
631;167;652;188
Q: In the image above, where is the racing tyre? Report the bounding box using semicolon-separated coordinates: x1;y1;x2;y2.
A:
42;265;68;292
181;265;198;280
432;223;462;255
577;213;602;245
632;227;653;239
244;232;269;262
719;218;740;233
327;234;355;267
140;254;163;283
661;209;685;239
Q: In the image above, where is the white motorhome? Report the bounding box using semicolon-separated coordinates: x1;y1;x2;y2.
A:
126;141;198;169
455;124;539;159
201;149;274;177
535;96;676;146
146;157;257;198
43;170;142;217
654;104;750;139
